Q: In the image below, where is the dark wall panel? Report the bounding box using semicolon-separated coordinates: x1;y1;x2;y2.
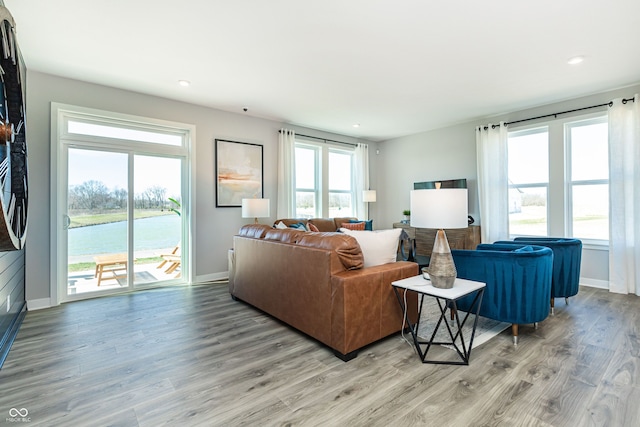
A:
0;250;27;368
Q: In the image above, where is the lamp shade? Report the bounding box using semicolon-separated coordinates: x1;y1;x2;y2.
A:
241;198;270;219
363;190;377;202
410;188;468;229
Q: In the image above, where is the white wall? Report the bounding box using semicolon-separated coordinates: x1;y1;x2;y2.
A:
374;124;479;228
377;83;640;284
25;71;374;305
25;69;639;301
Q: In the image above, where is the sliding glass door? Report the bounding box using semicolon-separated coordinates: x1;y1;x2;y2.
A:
54;104;192;302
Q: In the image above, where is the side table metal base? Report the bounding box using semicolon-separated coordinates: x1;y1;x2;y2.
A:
394;286;484;365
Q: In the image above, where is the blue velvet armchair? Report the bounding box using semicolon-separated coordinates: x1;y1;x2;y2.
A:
452;243;553;344
495;237;582;313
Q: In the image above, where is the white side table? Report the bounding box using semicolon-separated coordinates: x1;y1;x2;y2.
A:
392;275;486;365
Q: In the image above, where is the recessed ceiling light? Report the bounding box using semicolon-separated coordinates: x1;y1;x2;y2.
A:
178;80;191;87
352;123;360;128
567;56;584;65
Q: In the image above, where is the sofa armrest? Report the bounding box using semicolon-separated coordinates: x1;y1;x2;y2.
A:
330;261;419;355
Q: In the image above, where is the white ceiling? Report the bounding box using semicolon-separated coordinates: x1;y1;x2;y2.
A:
5;0;640;141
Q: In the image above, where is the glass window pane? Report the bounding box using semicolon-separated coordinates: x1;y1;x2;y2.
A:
295;147;316;190
509;186;547;236
67;148;129;294
570;122;608;181
572;184;608;240
329;151;351;191
295;191;315;218
68;120;183;146
133;155;182;284
508;129;549;185
329;192;352;217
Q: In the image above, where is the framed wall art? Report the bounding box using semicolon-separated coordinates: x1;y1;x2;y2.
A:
215;139;263;207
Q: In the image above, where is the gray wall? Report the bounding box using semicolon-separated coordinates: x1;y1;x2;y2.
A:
376;82;640;286
25;71;374;307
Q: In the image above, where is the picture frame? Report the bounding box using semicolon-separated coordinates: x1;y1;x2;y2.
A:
215;139;264;207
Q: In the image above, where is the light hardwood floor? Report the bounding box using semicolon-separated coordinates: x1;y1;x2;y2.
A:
1;283;638;426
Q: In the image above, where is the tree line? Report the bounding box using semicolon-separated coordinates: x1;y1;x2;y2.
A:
68;180;180;211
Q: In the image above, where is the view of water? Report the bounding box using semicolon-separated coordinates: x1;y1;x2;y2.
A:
68;215;181;256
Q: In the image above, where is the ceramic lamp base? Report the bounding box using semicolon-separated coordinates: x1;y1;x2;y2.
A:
426;230;457;289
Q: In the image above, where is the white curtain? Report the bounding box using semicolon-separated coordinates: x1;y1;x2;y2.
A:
476;122;509;243
608;95;640;295
276;128;296;219
354;143;369;219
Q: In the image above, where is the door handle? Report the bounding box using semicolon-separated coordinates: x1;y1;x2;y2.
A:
63;214;71;230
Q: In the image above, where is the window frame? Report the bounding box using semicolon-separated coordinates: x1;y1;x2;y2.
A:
564;115;609;243
50;102;195;304
507;125;550;237
506;111;609;247
294;139;356;219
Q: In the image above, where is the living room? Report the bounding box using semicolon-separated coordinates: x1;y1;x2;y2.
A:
1;1;639;425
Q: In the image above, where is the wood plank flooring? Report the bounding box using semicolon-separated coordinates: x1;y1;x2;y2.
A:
0;283;638;426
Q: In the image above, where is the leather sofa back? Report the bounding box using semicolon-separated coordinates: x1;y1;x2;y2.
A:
274;217;357;232
297;232;364;270
237;224;363;271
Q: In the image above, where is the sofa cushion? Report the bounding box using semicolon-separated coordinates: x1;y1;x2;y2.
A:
308;218;339;232
308;223;320;232
349;219;373;231
289;222;308;231
340;228;402;268
332;217;357;230
238;223;272;239
264;228;305;243
274;218;309;228
341;221;366;230
296;232;364;270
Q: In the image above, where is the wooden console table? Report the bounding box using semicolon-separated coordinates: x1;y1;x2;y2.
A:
393;223;481;260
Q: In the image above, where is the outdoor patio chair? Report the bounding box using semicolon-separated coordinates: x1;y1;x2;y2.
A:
157;244;181;276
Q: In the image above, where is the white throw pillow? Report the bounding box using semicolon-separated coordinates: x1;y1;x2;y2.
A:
275;221;288;229
340;228;401;267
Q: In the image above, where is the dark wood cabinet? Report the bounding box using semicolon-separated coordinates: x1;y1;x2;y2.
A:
393;223;481;259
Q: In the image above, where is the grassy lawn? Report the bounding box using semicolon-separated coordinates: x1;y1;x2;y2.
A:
68;256;163;272
69;210;173;228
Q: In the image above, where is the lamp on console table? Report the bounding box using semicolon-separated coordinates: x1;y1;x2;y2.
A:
410;183;468;288
241;198;270;224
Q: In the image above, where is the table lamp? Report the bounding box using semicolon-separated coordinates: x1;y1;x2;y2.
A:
363;190;376;220
241;198;270;224
410;184;468;288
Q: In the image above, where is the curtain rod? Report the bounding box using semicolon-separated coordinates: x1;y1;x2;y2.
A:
483;96;636;130
279;129;357;147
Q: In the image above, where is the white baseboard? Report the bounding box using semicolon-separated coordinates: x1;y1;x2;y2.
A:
579;278;608;289
27;298;53;311
195;271;229;284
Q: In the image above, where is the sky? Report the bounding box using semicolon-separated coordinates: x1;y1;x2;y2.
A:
68;148;182;197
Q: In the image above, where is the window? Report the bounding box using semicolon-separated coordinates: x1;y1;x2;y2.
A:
507;113;609;244
67;119;184;146
566;117;609;240
328;150;353;217
294;141;355;218
295;145;318;218
507;127;549;236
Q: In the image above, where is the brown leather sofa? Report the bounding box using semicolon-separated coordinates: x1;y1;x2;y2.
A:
229;223;418;361
273;217;357;232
